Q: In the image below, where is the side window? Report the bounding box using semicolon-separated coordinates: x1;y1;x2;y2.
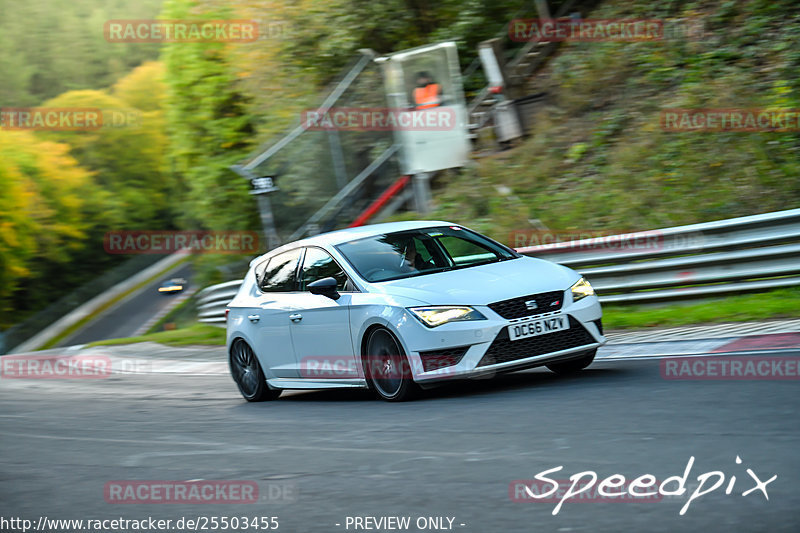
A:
299;247;349;291
260;249;302;292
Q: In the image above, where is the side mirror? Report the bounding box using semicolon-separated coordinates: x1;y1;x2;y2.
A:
308;277;340;300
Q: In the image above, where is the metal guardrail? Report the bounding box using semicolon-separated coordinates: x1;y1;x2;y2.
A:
517;209;800;303
196;209;800;323
196;280;243;324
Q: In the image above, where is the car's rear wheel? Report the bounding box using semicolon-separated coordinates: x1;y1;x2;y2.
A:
546;348;597;375
364;328;417;402
229;339;281;402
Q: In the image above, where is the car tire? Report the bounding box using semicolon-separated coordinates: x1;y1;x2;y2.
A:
546;348;597;375
229;339;281;402
363;327;418;402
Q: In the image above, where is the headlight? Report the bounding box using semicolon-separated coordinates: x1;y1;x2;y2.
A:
408;306;487;328
570;277;595;302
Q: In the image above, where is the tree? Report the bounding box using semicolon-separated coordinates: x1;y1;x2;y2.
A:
0;131;107;323
0;0;164;106
113;61;167;112
41;84;174;228
161;0;257;231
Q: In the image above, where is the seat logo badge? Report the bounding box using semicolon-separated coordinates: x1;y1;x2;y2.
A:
552;300;560;306
525;300;538;310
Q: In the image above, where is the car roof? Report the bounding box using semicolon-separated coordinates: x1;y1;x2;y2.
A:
249;220;455;266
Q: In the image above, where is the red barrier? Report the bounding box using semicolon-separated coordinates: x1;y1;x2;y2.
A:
348;175;411;227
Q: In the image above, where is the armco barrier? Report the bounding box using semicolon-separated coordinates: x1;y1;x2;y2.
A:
196;280;243;324
516;209;800;303
196;208;800;323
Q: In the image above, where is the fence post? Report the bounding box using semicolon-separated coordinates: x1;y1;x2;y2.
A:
412;172;433;215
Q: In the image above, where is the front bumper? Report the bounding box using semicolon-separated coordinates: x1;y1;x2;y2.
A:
397;295;605;385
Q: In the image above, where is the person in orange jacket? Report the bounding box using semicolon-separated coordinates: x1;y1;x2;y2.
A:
413;71;442;109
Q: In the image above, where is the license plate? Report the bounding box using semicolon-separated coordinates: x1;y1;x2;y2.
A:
508;316;569;341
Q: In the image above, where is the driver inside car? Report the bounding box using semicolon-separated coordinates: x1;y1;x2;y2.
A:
399;239;427;272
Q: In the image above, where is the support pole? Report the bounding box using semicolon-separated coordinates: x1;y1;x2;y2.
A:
412;172;433;215
256;194;281;251
535;0;551;20
328;129;348;190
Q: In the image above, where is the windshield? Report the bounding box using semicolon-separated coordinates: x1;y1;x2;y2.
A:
335;226;518;282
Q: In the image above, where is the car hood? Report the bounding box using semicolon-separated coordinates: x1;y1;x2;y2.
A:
368;256;579;306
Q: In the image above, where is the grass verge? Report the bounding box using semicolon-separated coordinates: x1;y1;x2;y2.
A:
603;288;800;329
146;292;198;334
87;323;225;348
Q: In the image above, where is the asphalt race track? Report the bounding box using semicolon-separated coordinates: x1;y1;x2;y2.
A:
1;349;798;532
56;263;193;347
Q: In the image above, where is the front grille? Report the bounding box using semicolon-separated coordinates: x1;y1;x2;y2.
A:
418;346;469;372
477;316;595;367
488;290;564;319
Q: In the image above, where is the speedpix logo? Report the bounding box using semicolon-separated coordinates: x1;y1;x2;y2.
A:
513;456;776;515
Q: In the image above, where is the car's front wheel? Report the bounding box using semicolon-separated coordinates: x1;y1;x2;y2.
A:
546;348;597;375
229;339;281;402
363;328;418;402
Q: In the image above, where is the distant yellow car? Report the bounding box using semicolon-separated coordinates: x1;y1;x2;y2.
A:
158;278;187;294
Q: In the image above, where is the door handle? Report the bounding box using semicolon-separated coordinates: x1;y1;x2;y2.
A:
247;314;260;323
289;313;303;322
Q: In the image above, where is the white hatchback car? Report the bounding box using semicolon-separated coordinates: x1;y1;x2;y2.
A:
226;221;605;401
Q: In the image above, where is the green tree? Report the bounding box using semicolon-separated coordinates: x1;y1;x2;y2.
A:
113;61;167;112
0;0;164;106
41;85;174;228
0;131;109;323
161;0;257;231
